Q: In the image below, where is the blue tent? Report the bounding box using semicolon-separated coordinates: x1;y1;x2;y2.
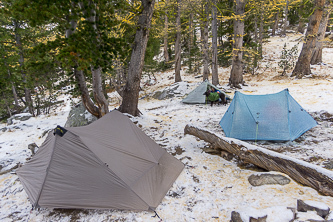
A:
219;89;317;141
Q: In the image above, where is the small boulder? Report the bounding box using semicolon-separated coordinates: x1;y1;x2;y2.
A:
297;199;330;218
152;82;188;100
248;173;290;186
64;103;97;127
230;211;244;222
7;113;33;125
249;215;267;222
152;84;180;100
28;143;38;155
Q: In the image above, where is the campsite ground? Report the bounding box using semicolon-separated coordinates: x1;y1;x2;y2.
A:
1;33;333;221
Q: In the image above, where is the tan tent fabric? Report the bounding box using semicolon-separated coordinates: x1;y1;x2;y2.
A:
17;110;184;211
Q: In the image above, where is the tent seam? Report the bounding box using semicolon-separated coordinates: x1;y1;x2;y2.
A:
34;133;58;208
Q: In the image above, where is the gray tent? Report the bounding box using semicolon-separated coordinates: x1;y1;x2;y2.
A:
182;80;230;104
17;110;184;211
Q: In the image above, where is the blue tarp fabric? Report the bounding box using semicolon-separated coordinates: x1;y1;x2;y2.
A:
219;89;317;141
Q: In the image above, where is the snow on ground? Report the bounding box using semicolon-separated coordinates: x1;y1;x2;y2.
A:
1;33;333;221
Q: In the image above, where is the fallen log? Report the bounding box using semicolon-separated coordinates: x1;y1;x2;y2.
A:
184;124;333;197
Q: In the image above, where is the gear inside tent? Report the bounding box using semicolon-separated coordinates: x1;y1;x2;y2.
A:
182;79;230;104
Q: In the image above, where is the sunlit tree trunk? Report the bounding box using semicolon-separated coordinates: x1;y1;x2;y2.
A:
119;0;155;116
272;11;279;36
311;5;331;65
281;0;289;36
202;3;210;81
229;0;246;88
292;0;325;78
174;0;182;82
211;0;219;86
259;6;263;58
188;13;193;72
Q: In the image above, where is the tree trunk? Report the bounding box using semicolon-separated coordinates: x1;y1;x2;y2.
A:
188;13;193;72
184;125;333;197
12;84;19;108
3;53;20;108
74;68;100;117
119;0;155;116
82;1;109;117
14;20;34;116
66;3;108;118
272;11;279;36
91;67;109;117
281;0;289;36
202;3;210;81
229;0;245;88
163;2;170;63
292;0;325;78
310;6;331;65
254;15;258;43
174;0;182;82
297;4;305;34
211;0;219;86
259;8;263;58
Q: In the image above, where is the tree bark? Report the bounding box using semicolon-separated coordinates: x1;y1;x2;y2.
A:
81;1;109;117
310;5;331;65
163;1;170;63
211;0;219;86
229;0;245;88
119;0;155;116
259;7;263;58
174;0;182;82
297;4;305;34
202;3;210;81
66;2;109;118
281;0;289;36
188;13;193;72
14;20;34;116
11;84;19;108
272;11;279;36
292;0;325;78
91;67;109;117
74;68;100;117
184;125;333;197
3;53;20;108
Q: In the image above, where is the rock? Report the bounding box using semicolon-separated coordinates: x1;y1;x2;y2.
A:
319;111;333;122
28;143;38;155
248;173;291;186
7;113;33;125
297;199;330;218
249;215;267;222
151;82;188;100
152;84;180;100
221;150;234;161
1;127;7;132
64;103;98;127
296;211;326;221
326;211;333;220
230;211;244;222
